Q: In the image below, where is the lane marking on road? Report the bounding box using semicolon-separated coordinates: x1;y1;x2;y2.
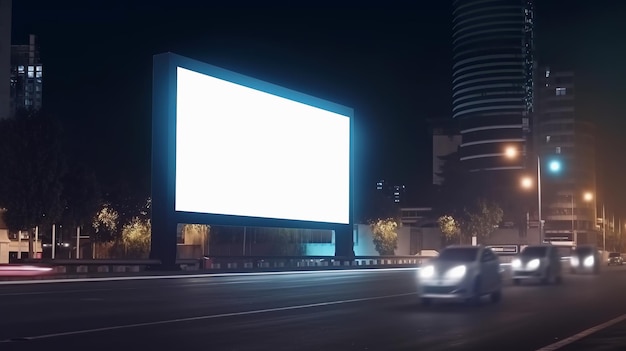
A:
0;292;417;342
0;267;418;286
0;287;139;297
535;313;626;351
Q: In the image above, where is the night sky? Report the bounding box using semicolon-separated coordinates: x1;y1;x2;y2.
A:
10;1;626;217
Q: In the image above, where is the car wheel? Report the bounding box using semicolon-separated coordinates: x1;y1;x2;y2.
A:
490;289;502;303
540;268;551;285
466;279;482;306
513;278;521;286
421;298;432;306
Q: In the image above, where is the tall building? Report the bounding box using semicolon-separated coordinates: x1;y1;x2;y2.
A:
375;180;407;205
537;67;596;244
430;118;461;185
452;0;534;171
10;34;43;114
0;0;11;119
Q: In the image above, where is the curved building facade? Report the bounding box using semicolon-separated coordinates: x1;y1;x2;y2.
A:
452;0;534;171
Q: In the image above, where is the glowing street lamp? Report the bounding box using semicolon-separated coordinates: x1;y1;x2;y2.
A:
582;192;605;252
505;146;518;159
505;146;546;244
520;176;533;189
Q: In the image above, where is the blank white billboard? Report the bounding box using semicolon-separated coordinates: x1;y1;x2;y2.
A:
175;67;350;224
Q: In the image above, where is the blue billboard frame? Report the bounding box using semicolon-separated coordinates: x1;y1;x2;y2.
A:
150;53;354;267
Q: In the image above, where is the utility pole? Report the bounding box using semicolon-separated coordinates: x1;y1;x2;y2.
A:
603;205;606;253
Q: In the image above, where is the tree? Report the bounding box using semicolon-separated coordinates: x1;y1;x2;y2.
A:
92;203;120;243
0;110;67;232
459;198;504;243
370;218;398;255
438;215;460;243
121;217;151;258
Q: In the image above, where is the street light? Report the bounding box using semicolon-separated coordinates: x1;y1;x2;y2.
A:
520;176;533;189
583;192;605;252
505;147;543;244
505;147;563;245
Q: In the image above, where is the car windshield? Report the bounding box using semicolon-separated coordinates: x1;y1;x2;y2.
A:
521;246;547;257
574;247;594;256
609;252;621;258
438;248;478;262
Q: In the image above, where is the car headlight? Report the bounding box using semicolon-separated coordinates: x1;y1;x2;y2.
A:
570;256;579;266
583;256;594;267
445;265;466;279
511;259;521;269
527;258;540;270
420;265;435;279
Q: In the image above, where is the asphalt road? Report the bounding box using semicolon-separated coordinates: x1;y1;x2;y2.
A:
1;265;626;351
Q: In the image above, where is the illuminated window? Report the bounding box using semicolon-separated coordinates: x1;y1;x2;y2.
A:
36;65;42;72
546;135;551;143
28;66;34;72
36;72;42;78
545;69;550;78
28;72;34;78
18;65;24;73
556;87;566;96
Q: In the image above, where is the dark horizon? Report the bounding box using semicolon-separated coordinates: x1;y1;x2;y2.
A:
9;0;626;217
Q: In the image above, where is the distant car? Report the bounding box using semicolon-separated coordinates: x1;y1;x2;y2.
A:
417;245;502;306
607;252;624;266
570;245;600;274
511;245;562;285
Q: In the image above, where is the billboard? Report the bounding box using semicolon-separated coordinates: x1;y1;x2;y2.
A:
152;52;354;246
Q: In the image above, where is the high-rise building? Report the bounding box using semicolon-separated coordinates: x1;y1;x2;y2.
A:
430;118;461;185
452;0;534;171
0;0;11;119
537;66;596;244
10;34;43;114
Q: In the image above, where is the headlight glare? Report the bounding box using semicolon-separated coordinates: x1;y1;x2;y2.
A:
583;256;594;267
446;265;467;279
527;258;540;270
420;265;435;279
511;259;521;268
570;256;579;266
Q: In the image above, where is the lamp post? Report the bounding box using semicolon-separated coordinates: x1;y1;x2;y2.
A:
603;204;606;252
505;146;552;245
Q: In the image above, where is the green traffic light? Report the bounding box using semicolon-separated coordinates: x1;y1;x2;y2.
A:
549;160;561;172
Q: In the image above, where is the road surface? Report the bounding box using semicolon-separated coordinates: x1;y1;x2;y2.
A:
1;266;626;350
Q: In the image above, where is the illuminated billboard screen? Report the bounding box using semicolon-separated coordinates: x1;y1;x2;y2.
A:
169;57;352;225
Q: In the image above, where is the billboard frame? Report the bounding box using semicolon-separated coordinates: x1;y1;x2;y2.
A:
150;53;354;267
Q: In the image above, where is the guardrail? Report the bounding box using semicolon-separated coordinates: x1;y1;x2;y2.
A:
10;253;533;277
11;255;428;275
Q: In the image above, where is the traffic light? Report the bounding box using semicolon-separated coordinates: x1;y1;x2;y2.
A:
548;160;561;173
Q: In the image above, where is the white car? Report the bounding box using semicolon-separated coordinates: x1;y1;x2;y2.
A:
418;245;502;306
511;245;563;285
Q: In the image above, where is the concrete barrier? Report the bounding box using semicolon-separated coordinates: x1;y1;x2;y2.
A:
76;266;88;273
97;266;109;273
54;266;66;273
